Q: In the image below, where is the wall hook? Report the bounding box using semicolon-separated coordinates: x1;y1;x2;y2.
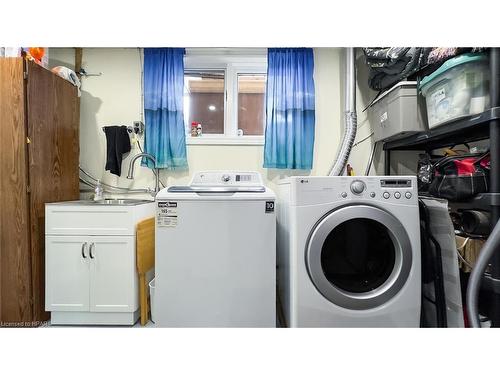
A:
79;68;103;77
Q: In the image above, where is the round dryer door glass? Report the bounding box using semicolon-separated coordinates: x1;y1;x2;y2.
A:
320;218;395;293
306;205;413;310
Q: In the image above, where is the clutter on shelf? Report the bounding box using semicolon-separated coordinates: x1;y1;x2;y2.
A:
368;81;426;142
363;47;486;92
51;66;81;96
22;47;49;68
456;236;486;273
363;47;431;91
190;121;203;137
418;152;490;202
419;53;490;128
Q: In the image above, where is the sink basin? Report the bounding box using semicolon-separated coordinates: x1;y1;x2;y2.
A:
89;199;153;206
53;199;154;206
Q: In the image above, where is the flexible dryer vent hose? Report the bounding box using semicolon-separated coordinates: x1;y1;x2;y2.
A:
329;47;358;176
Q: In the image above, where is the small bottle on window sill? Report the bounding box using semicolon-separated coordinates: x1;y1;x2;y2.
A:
196;123;203;137
191;122;199;137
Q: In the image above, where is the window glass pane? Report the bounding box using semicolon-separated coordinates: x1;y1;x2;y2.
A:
184;71;225;135
237;74;266;136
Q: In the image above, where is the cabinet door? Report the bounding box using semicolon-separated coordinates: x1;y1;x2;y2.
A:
26;60;80;322
45;236;90;312
0;58;33;323
89;237;138;313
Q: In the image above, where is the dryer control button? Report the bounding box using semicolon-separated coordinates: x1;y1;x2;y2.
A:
383;191;390;199
370;192;376;198
405;192;412;199
341;192;348;198
394;192;401;199
350;180;366;195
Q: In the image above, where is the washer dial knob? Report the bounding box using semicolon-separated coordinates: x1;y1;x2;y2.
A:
221;174;231;182
350;180;366;195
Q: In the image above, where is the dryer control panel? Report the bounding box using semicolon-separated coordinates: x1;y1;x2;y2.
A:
289;176;417;206
380;179;412;188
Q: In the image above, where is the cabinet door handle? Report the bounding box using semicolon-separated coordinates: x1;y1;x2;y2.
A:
89;242;95;259
81;242;88;259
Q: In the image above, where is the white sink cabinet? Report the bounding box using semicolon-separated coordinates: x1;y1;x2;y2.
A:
45;201;155;325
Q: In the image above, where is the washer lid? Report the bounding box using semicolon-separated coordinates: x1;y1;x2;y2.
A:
167;186;266;193
156;171;275;201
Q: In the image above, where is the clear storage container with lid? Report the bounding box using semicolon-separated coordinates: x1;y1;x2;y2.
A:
419;53;490;129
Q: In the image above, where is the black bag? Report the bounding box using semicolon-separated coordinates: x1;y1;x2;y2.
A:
427;153;490;201
363;47;432;91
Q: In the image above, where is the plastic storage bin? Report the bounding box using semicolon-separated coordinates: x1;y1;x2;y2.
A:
149;278;155;323
419;53;490;129
369;81;427;142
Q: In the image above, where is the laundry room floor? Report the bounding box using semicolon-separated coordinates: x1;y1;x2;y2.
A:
41;320;155;328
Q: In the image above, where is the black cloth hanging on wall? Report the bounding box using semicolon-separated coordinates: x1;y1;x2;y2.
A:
103;125;131;176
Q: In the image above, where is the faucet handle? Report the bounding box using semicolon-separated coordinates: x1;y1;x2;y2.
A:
147;187;156;197
94;180;104;201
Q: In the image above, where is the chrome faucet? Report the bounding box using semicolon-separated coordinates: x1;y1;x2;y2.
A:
126;152;160;196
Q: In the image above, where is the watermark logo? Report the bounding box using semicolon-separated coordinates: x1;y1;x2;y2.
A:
0;320;49;328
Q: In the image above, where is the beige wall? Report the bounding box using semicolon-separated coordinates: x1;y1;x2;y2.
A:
49;47;346;198
49;47;418;198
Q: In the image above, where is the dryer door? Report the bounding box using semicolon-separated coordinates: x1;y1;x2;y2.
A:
306;205;412;310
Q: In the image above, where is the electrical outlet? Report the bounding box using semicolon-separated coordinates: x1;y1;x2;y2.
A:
133;121;145;135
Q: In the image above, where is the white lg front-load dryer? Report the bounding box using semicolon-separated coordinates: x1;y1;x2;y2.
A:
276;176;421;327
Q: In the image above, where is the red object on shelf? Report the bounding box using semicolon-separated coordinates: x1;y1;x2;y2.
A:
191;122;199;137
29;47;45;62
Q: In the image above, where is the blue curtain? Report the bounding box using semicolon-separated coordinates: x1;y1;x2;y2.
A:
142;48;188;170
263;48;315;170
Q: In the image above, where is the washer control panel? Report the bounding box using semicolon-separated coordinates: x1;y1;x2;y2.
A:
191;171;263;187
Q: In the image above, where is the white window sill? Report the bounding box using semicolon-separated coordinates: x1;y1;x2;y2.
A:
186;136;264;146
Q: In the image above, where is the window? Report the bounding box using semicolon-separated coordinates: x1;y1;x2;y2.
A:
183;49;267;145
184;71;225;135
237;74;266;136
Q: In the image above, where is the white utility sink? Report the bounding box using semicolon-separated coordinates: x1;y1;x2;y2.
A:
45;199;155;325
55;199;153;206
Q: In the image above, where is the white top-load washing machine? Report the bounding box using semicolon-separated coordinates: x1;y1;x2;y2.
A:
155;171;276;327
277;176;421;327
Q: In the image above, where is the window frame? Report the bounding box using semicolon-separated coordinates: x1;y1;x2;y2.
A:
184;50;267;146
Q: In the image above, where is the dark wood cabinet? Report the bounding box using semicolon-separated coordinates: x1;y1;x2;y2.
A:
0;58;79;325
